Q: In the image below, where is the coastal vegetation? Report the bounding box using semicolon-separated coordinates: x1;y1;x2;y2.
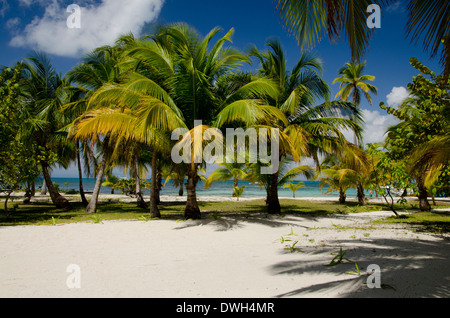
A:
1;2;449;231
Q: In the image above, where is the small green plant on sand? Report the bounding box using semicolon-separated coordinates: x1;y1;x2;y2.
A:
279;226;301;253
89;215;102;224
138;215;159;222
284;240;300;253
346;262;361;276
327;247;361;276
286;226;299;236
326;247;353;266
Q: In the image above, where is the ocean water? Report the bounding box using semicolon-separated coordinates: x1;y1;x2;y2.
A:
45;178;358;199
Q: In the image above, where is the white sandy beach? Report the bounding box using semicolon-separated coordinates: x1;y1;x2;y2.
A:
1;193;450;298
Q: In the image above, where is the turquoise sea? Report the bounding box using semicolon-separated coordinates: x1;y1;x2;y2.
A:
46;178;358;199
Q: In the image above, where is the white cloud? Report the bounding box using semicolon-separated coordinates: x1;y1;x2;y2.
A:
9;0;165;57
0;0;9;16
340;109;400;146
361;109;399;145
386;86;410;108
6;18;21;31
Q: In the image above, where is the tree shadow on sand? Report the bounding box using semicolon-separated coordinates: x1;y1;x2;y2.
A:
269;237;450;298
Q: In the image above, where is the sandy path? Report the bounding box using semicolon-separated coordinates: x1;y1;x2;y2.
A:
1;209;450;298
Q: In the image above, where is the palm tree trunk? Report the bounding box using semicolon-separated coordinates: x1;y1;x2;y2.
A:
184;164;201;219
156;169;162;205
352;87;360;147
357;183;367;206
233;177;239;197
339;187;346;204
41;161;71;210
150;150;160;218
30;180;35;197
85;154;107;214
266;172;281;214
135;156;148;209
417;176;431;211
178;182;184;196
40;179;47;195
77;141;88;206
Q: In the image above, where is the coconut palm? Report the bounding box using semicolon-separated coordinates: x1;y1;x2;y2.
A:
232;186;246;201
283;182;305;198
20;52;72;210
162;162;186;197
204;160;249;197
276;0;450;78
61;83;92;206
406;0;450;79
153;24;250;219
275;0;395;61
68;24;256;219
247;159;313;205
332;60;377;205
150;24;285;219
217;39;363;213
333;60;377;143
316;153;362;203
66;45;133;213
70;79;183;217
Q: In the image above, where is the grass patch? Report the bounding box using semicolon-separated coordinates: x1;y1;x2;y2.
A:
1;196;449;227
375;211;450;234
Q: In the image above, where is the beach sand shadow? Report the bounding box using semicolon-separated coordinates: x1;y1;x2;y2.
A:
269;237;450;298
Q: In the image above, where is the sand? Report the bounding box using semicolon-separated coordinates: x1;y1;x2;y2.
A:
1;195;450;298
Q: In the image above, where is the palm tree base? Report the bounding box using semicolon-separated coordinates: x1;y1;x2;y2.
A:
266;197;281;214
339;191;346;204
54;196;72;210
418;185;431;212
184;205;201;220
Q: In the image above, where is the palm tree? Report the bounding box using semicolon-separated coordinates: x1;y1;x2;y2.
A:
66;45;132;213
232;186;246;201
20;52;72;210
316;151;366;204
61;82;91;206
154;24;256;219
333;61;377;144
283;182;305;198
217;39;363;213
70;80;182;217
332;60;377;205
69;25;251;219
149;24;282;219
276;0;450;78
161;162;186;197
204;160;248;197
275;0;394;62
247;159;313;205
406;0;450;79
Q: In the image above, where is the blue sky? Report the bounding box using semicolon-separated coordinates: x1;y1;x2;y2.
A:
0;0;444;177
